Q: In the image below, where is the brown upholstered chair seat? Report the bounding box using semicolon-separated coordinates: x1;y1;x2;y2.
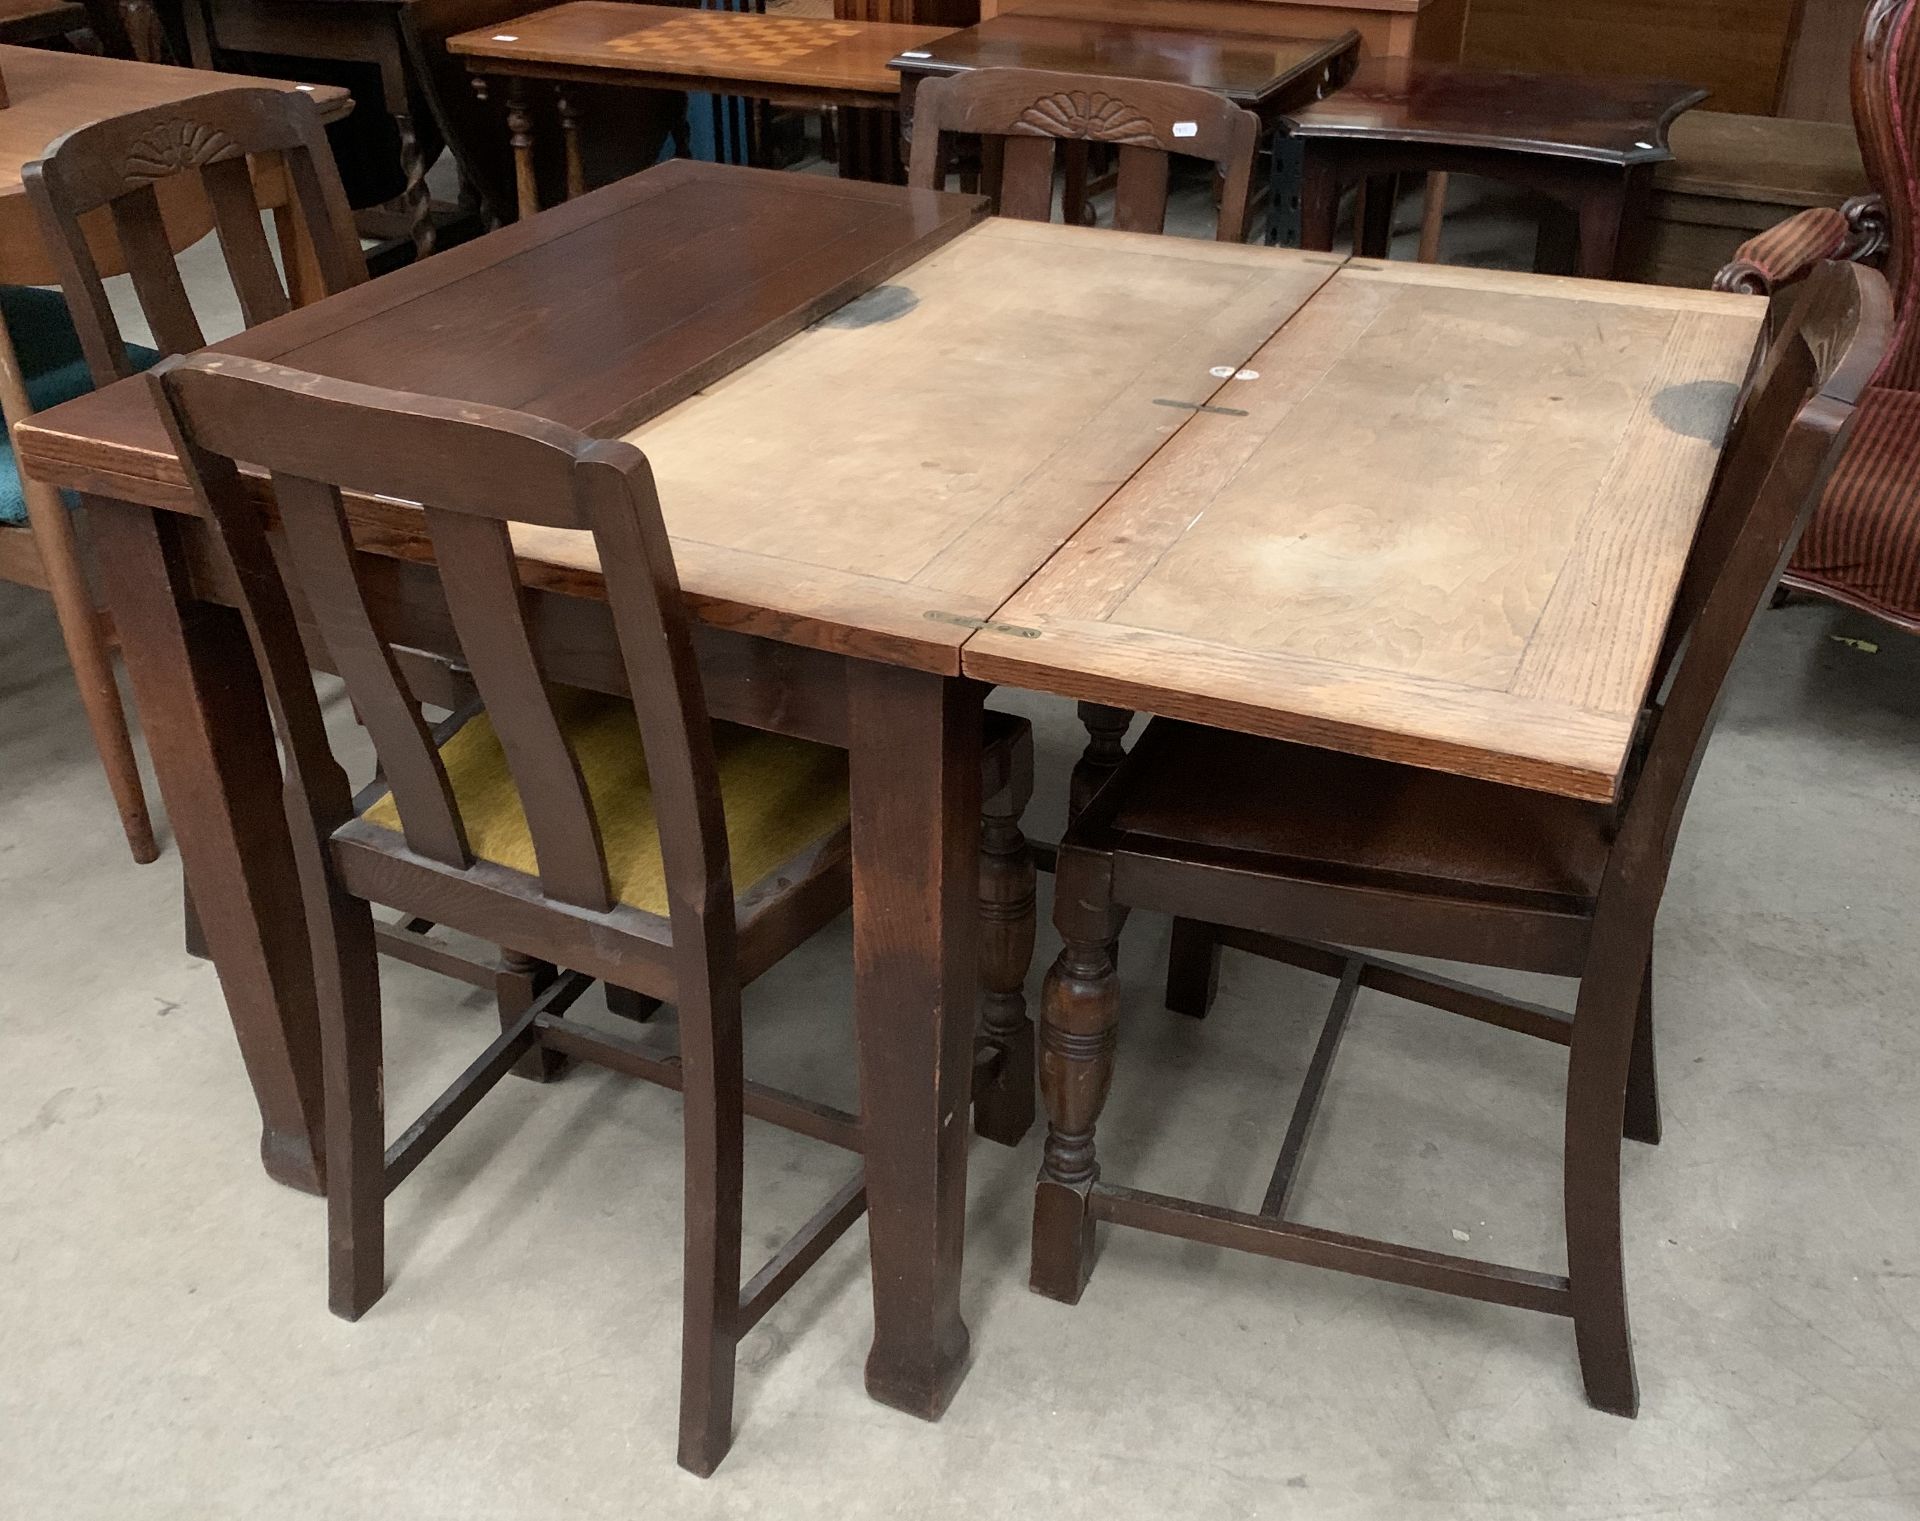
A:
1095;718;1613;913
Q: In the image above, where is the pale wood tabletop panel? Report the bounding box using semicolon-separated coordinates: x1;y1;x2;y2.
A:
965;258;1766;801
504;219;1344;670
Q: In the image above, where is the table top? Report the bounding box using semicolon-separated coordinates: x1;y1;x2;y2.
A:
965;259;1764;801
449;2;952;97
887;14;1360;109
1281;57;1708;165
15;162;1765;800
0;44;352;284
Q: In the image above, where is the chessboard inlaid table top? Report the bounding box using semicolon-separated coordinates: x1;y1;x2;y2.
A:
448;1;953;99
963;259;1766;802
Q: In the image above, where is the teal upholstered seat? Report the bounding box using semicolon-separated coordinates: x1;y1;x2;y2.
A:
1;285;159;527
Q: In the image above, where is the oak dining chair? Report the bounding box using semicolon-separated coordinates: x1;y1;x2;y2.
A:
22;85;582;1037
1;86;358;868
151;349;874;1476
24;86;365;383
1028;261;1889;1417
907;65;1263;243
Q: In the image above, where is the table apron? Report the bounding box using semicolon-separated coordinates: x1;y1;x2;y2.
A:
169;512;855;747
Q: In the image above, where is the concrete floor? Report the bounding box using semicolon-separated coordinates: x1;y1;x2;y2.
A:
3;179;1919;1519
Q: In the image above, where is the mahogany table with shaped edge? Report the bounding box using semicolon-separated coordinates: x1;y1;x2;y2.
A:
1280;57;1709;278
449;2;958;216
13;158;1344;1423
888;15;1358;232
965;0;1473;249
888;15;1360;138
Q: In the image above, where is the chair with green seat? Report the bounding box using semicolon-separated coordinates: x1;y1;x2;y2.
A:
152;347;876;1475
0;282;161;862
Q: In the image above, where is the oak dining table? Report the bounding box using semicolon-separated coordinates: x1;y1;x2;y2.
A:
13;158;1766;1423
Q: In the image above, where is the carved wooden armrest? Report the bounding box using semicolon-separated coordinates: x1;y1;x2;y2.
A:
1714;196;1890;296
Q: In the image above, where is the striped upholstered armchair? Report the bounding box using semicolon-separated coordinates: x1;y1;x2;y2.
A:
1714;0;1920;633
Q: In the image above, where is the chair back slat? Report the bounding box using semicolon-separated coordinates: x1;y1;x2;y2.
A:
203;156;293;329
1613;263;1891;905
109;184;207;355
996;134;1058;222
23;88;367;384
151;354;731;939
272;471;472;869
577;448;733;924
908;67;1261;242
425;506;613;911
1112;145;1171;235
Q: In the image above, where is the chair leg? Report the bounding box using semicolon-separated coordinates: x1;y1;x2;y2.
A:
1563;945;1645;1418
606;984;662;1022
317;883;386;1322
975;755;1037;1146
1032;854;1126;1305
499;950;568;1082
1068;702;1131;820
183;877;208;959
1623;957;1660;1146
23;487;158;863
675;964;745;1477
1163;917;1221;1019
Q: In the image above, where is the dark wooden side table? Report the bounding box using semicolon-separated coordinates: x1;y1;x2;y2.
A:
1281;57;1708;278
451;1;956;212
888;15;1359;232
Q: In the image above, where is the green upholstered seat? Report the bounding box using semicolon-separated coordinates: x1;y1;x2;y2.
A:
361;689;851;917
1;285;159;527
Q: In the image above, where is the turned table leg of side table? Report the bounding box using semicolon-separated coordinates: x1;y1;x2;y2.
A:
556;87;586;200
511;78;540;220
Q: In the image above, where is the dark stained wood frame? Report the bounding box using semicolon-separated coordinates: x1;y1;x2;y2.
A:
1028;261;1889;1419
149;349;873;1477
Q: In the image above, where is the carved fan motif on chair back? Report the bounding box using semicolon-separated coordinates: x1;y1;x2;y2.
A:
1015;91;1158;145
122;120;243;186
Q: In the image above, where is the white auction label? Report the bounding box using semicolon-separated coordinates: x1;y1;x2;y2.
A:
1171;121;1198;138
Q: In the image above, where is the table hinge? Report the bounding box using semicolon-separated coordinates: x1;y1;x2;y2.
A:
924;611;1042;639
1153;397;1249;417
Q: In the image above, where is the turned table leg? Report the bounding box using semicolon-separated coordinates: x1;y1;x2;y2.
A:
556;87;586;201
1069;701;1131;820
506;77;539;221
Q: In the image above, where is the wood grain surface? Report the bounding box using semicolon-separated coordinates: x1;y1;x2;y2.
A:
508;220;1340;665
965;259;1766;800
